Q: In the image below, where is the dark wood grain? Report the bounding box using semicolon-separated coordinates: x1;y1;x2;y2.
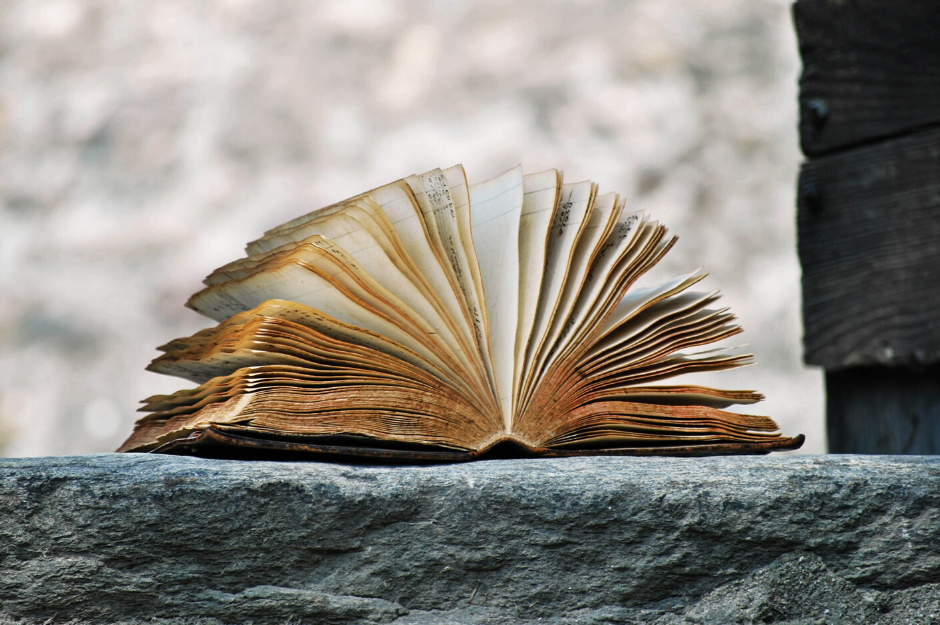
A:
798;127;940;370
827;365;940;453
793;0;940;156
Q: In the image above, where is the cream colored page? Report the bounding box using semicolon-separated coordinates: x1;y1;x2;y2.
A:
561;210;645;339
211;213;477;385
191;239;487;402
587;290;719;358
579;387;761;409
251;179;478;356
228;301;456;383
405;169;496;395
594;269;708;340
586;308;738;374
253;198;355;243
246;209;365;258
591;343;748;378
597;313;740;377
514;223;667;416
263;241;435;341
186;263;461;384
246;199;465;349
442;165;488;338
342;200;486;377
362;178;476;349
212;210;387;283
149;350;329;384
293;241;472;376
512;170;560;409
519;180;595;400
469;165;524;428
558;221;661;356
254;178;395;240
534;191;620;370
546;206;648;361
192;240;471;376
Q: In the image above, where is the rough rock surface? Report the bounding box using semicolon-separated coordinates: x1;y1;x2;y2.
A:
1;454;938;624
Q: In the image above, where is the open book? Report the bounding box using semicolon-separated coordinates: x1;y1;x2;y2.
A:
119;165;803;460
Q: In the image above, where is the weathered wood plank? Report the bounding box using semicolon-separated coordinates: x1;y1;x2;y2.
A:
793;0;940;156
798;127;940;370
827;366;940;454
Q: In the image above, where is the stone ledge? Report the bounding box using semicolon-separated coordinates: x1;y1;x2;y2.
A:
1;454;938;624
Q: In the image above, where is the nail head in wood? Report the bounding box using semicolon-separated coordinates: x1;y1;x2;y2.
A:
799;180;823;215
806;97;829;128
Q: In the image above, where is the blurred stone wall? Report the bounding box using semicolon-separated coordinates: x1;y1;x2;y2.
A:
0;0;823;456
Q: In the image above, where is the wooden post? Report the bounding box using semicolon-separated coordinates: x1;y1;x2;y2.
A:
793;0;940;453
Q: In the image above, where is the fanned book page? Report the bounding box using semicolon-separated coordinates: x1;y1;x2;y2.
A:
120;164;804;460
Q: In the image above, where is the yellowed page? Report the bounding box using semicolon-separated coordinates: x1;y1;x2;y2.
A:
405;169;497;397
151;301;466;394
529;191;621;381
150;313;473;400
442;165;488;340
245;202;387;258
511;222;675;419
588;348;753;382
208;214;480;391
572;386;763;409
586;290;719;359
587;309;741;376
558;209;645;350
242;199;487;385
594;269;708;340
518;180;595;408
554;220;664;358
249;179;479;363
254;181;383;238
511;169;560;414
186;253;467;391
469;165;524;428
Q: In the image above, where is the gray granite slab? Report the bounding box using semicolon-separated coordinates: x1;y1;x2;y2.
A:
0;454;938;624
